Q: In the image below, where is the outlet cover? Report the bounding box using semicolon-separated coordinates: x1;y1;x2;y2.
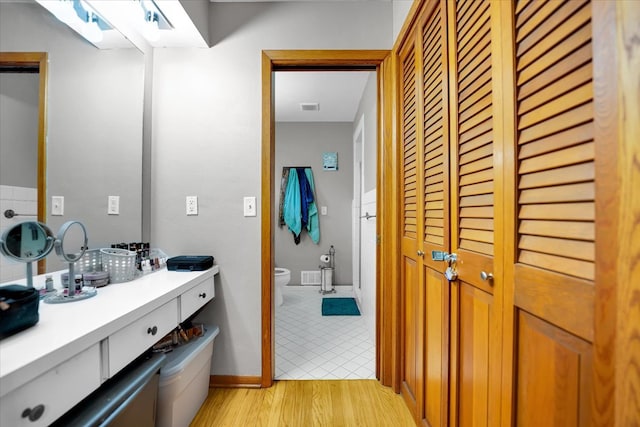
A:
186;196;198;215
51;196;64;216
244;196;256;217
108;196;120;215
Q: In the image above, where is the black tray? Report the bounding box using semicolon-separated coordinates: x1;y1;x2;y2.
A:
166;255;214;271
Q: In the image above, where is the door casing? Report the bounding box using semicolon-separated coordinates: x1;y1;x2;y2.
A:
260;50;395;387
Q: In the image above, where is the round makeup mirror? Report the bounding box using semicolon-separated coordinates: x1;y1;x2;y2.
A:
45;220;96;303
0;221;55;288
54;220;88;263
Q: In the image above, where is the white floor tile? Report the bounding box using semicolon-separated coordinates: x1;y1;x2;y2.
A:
275;286;375;380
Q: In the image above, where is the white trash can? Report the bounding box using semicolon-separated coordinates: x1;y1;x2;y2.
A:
156;325;220;427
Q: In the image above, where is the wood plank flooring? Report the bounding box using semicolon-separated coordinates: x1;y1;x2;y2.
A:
191;380;416;426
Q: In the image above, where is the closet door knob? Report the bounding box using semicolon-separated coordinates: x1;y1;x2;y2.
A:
417;250;424;257
480;271;494;282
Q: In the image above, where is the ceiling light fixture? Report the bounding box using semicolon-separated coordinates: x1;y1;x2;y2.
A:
142;11;160;42
35;0;108;46
82;12;103;43
138;0;171;43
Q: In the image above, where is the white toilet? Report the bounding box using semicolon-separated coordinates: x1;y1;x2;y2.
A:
274;268;290;306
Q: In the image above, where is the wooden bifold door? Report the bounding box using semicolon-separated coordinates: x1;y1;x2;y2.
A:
398;0;607;425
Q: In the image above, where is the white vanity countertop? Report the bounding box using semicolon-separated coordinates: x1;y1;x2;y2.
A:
0;265;219;397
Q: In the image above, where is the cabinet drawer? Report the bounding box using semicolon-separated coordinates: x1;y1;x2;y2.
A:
0;344;101;427
180;277;214;322
108;299;178;377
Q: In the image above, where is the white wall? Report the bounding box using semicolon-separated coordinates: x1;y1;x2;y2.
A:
274;122;353;286
0;3;144;263
360;190;377;342
352;72;378;342
152;2;393;376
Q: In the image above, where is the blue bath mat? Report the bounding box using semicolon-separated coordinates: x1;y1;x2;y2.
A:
322;297;361;316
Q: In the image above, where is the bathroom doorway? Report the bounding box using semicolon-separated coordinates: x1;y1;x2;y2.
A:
272;71;375;380
260;50;394;387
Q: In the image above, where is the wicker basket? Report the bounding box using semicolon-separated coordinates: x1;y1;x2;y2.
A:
100;248;137;283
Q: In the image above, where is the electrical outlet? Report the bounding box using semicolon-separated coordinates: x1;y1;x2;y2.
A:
244;196;256;217
186;196;198;216
51;196;64;216
108;196;120;215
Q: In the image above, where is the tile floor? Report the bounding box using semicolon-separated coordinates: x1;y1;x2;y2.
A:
275;286;376;380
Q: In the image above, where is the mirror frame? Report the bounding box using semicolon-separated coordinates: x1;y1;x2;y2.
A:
0;52;48;274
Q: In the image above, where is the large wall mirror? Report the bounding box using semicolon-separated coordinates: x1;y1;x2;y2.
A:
0;52;47;275
0;1;145;281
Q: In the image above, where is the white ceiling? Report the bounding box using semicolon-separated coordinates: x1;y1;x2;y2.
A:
275;71;374;122
21;0;376;123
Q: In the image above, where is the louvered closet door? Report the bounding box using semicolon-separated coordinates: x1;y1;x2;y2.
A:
399;25;425;422
447;1;503;426
509;1;595;425
419;1;450;426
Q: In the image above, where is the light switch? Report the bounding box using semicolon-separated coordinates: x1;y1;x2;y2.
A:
244;196;256;217
108;196;119;215
52;196;64;216
321;206;327;215
186;196;198;216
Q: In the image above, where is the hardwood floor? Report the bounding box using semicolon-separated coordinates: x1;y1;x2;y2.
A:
191;380;416;426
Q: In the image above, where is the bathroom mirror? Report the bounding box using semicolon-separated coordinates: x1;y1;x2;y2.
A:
0;221;54;288
0;1;144;284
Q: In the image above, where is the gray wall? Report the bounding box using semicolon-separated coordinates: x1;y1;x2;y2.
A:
153;2;393;376
0;73;39;188
393;1;414;41
0;3;144;264
274;122;353;286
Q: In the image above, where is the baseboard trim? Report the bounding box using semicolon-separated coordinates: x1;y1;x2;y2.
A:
210;375;263;388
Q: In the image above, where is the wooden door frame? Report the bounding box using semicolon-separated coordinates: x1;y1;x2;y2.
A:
260;50;399;388
0;52;48;274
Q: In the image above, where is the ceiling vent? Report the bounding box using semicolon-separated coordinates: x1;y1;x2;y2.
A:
300;102;320;112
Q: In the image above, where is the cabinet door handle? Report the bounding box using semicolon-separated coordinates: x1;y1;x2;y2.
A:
417;250;424;257
199;292;207;298
147;326;158;336
22;404;45;422
480;271;494;282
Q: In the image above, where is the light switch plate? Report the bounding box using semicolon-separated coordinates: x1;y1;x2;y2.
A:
108;196;119;215
321;206;328;215
244;196;256;217
186;196;198;215
51;196;64;216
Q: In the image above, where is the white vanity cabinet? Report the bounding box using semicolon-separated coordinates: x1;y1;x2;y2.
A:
180;277;214;322
0;343;101;427
0;266;218;425
107;299;178;377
